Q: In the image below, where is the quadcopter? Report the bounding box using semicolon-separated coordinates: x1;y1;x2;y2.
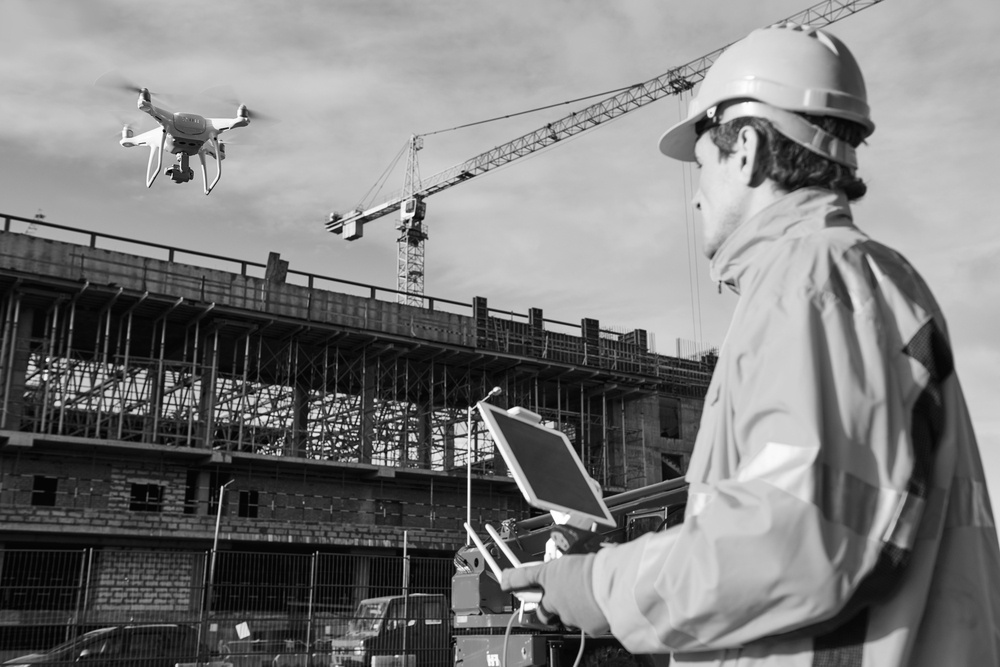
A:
116;86;250;195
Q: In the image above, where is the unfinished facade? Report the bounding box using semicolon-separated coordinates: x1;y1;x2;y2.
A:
0;213;714;656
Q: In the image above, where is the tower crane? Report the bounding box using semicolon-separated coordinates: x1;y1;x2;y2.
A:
326;0;887;306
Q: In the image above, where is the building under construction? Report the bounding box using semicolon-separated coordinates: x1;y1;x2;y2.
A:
0;212;714;656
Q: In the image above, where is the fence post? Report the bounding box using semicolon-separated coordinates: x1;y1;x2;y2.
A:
402;532;409;664
307;553;318;654
71;548;93;642
196;550;210;666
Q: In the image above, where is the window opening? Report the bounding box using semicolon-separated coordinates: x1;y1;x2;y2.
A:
238;490;259;518
129;483;163;512
184;470;200;515
208;472;231;514
658;397;680;439
661;453;685;480
31;476;58;507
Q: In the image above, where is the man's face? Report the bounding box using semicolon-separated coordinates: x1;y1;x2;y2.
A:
691;131;747;260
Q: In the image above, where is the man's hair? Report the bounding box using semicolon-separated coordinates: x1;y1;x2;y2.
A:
709;114;868;201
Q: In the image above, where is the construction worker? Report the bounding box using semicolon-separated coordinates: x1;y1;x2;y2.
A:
502;23;1000;665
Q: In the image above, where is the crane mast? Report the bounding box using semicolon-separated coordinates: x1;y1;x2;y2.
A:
397;136;427;306
326;0;887;304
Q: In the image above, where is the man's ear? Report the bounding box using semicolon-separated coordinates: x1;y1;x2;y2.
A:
735;125;763;186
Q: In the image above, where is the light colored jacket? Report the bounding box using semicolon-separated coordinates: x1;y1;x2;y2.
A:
591;188;1000;665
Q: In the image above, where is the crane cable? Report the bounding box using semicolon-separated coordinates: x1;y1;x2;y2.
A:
356;81;657;211
418;83;643;138
678;93;705;352
356;140;409;211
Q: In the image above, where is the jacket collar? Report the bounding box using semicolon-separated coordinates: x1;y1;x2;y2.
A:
708;187;854;294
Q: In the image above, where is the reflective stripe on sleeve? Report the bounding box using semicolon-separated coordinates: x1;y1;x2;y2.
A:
736;440;922;548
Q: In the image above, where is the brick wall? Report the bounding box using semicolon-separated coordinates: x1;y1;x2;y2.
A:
0;449;522;552
90;548;201;614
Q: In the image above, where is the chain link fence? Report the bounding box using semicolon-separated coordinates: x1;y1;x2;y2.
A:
0;547;455;667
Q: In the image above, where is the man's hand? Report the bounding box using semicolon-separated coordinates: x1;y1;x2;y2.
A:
500;554;610;636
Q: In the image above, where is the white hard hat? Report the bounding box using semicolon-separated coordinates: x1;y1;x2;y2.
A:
659;23;874;168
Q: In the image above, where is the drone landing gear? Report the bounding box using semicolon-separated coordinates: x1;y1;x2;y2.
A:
142;132;223;196
145;130;167;189
199;137;223;196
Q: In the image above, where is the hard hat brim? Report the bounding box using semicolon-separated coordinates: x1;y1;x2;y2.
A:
658;113;702;162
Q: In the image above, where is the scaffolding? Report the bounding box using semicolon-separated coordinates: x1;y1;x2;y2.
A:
0;213;713;492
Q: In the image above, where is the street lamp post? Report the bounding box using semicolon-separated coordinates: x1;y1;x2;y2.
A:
467;387;501;543
199;479;234;664
208;480;234;608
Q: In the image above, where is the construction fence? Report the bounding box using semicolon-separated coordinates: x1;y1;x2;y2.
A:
0;547;456;666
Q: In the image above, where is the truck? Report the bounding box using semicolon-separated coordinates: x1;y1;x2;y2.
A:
451;477;688;667
317;593;450;667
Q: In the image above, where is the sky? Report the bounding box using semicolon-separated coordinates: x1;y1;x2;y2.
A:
1;0;999;512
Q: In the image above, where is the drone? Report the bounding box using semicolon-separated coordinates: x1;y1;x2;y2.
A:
110;82;251;195
121;88;249;195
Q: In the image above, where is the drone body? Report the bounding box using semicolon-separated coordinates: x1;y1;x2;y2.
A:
120;88;249;195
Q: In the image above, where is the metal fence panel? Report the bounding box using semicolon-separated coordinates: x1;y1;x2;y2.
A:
0;549;455;667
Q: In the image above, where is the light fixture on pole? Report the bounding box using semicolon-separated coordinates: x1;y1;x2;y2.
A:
467;387;502;544
209;479;235;600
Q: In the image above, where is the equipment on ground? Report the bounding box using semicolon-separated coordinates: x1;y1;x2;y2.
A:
97;73;253;195
455;476;688;666
325;0;888;305
454;403;686;666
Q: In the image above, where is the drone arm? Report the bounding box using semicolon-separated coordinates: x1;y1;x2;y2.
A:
138;96;173;127
145;130;166;188
209;116;249;133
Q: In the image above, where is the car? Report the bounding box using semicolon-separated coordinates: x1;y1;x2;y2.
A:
2;624;226;667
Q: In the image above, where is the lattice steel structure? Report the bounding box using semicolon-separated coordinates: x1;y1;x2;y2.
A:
0;214;714;494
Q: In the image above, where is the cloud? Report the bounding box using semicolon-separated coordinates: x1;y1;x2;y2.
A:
3;0;1000;501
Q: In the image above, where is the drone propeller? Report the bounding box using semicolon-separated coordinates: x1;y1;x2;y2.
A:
94;70;182;105
94;70;146;94
105;108;138;137
199;85;279;123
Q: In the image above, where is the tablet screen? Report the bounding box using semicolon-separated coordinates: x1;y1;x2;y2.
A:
477;402;615;528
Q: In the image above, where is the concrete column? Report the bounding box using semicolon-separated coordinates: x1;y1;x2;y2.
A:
581;318;600;367
473;297;488;348
414;400;431;468
528;307;544;357
360;355;375;464
443;420;456;470
1;303;34;431
293;379;310;458
352;556;371;606
197;329;218;449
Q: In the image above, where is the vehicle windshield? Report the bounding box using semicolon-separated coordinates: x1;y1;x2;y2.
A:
348;601;388;635
41;628;115;655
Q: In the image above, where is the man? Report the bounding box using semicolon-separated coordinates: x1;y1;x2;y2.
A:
502;23;1000;666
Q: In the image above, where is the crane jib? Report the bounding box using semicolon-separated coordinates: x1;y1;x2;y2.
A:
325;0;889;301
